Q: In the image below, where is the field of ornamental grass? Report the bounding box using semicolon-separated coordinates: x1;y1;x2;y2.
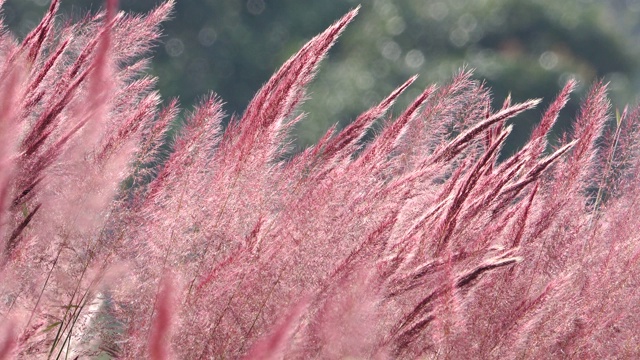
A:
1;1;640;358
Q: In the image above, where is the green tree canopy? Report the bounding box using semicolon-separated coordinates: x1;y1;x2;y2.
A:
6;0;640;153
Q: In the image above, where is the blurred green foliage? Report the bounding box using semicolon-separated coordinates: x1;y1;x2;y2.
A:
6;0;640;154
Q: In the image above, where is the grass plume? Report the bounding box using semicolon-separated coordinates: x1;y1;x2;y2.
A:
1;1;640;358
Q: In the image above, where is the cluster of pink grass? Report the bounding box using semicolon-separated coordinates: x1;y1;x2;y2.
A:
1;1;640;358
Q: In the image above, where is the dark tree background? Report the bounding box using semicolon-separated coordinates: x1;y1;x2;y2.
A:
6;0;640;154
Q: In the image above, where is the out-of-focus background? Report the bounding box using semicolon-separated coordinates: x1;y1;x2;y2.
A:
5;0;640;154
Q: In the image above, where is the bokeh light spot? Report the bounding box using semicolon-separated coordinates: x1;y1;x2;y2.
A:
539;51;559;70
428;2;449;21
247;0;266;15
405;49;425;69
386;16;406;36
165;38;184;57
198;27;218;47
380;40;402;61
